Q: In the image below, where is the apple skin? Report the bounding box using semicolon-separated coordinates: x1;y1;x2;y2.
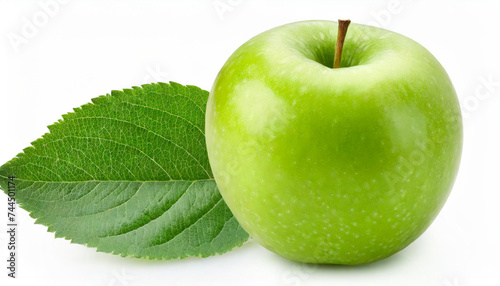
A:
205;20;462;265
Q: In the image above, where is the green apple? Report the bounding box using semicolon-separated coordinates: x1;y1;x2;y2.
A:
205;20;462;265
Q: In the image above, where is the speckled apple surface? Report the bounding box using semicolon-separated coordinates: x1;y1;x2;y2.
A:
205;20;462;265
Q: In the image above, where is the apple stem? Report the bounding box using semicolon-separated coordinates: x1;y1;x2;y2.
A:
333;19;351;69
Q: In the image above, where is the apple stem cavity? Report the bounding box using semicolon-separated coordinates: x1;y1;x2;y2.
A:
333;19;351;69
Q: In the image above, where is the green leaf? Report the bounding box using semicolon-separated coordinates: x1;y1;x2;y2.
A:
0;82;248;259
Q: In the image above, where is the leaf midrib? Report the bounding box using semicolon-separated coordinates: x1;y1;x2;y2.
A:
0;174;215;183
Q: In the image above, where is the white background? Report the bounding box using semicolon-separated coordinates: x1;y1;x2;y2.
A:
0;0;499;285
